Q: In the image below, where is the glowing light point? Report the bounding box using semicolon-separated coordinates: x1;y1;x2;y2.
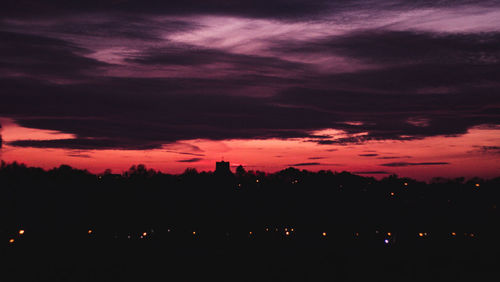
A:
387;232;391;236
384;239;389;244
475;183;480;187
143;232;147;237
19;230;25;235
9;238;15;244
404;182;408;186
193;231;196;235
87;229;92;234
322;232;327;237
419;233;424;237
285;231;290;236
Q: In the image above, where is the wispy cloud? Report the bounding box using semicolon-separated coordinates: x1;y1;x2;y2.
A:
380;162;450;167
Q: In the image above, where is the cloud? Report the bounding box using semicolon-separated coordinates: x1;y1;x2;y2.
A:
1;5;500;151
67;153;92;158
470;145;500;154
376;156;412;159
359;153;378;157
0;31;108;79
8;138;162;150
177;158;203;163
380;162;450;167
308;157;325;160
275;31;500;65
1;0;333;20
288;162;321;166
128;45;306;72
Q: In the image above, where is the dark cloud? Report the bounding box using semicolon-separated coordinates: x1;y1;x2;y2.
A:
380;162;450;167
49;17;197;41
288;162;321;166
8;138;162;150
470;145;500;154
275;31;500;65
1;0;333;20
308;157;326;160
3;0;497;21
1;11;500;150
128;46;307;72
177;158;203;163
67;153;92;158
359;154;378;157
0;31;108;79
376;156;412;159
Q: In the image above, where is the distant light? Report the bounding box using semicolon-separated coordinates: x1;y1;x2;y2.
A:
192;231;196;235
470;233;475;238
390;192;395;196
285;228;288;231
167;229;171;232
419;233;424;237
9;238;15;244
387;232;391;236
451;232;456;236
87;229;92;234
355;232;359;237
256;179;259;183
404;182;408;186
127;235;131;239
19;230;25;235
265;228;269;232
285;231;290;236
322;232;327;237
143;232;147;237
475;183;480;187
291;228;294;232
384;239;389;244
249;231;253;235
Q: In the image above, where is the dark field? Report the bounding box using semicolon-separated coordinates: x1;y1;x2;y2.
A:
2;162;500;281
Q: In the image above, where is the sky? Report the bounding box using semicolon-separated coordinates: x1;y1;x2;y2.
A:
1;0;500;180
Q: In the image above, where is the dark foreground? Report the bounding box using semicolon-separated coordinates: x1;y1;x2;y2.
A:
3;232;500;282
2;163;500;281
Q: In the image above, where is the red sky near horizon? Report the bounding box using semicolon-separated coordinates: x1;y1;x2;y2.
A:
1;118;499;180
1;1;500;180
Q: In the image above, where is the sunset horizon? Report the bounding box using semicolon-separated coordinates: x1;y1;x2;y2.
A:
2;1;499;181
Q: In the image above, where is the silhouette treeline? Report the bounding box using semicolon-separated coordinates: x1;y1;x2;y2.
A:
2;161;499;245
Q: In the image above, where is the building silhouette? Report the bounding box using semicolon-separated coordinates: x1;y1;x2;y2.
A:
215;160;231;175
